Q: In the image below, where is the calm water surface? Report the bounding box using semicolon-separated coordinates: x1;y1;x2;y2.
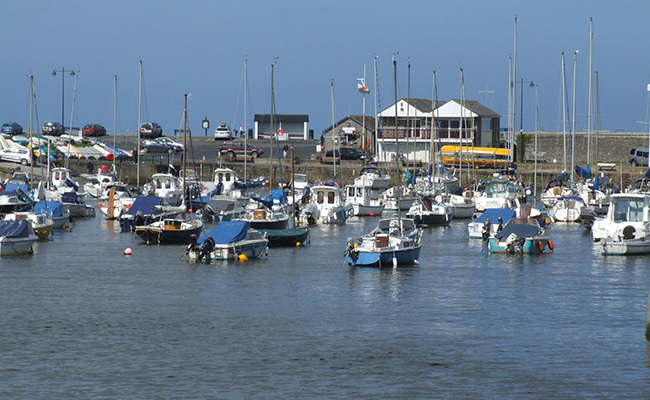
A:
2;209;650;399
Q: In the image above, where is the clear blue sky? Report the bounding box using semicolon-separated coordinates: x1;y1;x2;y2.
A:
3;0;650;137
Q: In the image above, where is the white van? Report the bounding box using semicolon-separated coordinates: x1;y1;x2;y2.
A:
629;147;649;166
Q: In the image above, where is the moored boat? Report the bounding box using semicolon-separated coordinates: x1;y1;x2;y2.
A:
601;225;650;255
0;219;38;255
488;217;553;254
257;227;310;247
186;221;268;262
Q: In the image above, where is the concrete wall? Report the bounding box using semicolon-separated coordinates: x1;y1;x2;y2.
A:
522;131;648;165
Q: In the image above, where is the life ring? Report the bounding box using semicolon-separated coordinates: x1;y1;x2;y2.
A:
277;128;284;136
552;187;561;196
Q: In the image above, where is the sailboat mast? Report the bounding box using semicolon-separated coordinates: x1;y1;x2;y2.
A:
113;75;117;172
406;61;411;171
29;74;34;190
373;56;379;159
269;62;274;190
587;17;593;165
561;52;568;172
571;51;578;187
460;68;465;188
66;74;78;170
137;60;142;188
182;93;188;204
430;71;435;170
244;58;248;182
534;84;538;199
513;17;518;163
394;58;402;222
362;64;366;152
331;81;337;182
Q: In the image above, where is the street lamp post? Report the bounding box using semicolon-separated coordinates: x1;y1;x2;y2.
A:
52;68;76;133
519;78;534;163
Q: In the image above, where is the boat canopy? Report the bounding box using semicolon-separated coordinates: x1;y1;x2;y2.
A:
473;208;516;224
0;219;30;238
198;221;250;245
495;222;541;241
359;166;382;177
4;182;28;193
253;189;288;208
127;196;164;216
34;201;65;218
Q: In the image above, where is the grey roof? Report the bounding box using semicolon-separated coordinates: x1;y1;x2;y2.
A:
254;114;309;123
322;115;376;134
449;99;501;117
379;98;446;115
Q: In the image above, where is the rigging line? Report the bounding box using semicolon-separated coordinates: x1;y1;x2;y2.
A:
231;62;246;130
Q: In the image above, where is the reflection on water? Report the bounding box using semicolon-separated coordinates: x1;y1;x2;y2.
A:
2;212;650;398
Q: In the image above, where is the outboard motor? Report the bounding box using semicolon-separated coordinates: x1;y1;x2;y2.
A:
186;234;198;255
481;218;491;241
198;236;216;262
497;216;504;234
216;181;223;195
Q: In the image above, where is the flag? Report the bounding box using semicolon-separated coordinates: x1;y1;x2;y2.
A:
357;78;370;94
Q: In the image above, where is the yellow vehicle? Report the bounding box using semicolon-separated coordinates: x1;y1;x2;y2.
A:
440;145;511;168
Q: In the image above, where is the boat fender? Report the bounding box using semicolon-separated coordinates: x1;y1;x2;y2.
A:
547;240;554;250
538;241;545;253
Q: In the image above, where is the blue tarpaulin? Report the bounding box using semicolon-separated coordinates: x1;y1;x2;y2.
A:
127;196;164;216
198;221;250;245
575;164;591;179
34;201;65;218
473;208;516;225
0;220;30;238
4;182;28;193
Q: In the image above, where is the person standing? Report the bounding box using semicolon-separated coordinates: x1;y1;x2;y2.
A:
283;143;289;159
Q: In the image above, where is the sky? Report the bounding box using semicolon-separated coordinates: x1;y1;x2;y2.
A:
3;0;650;138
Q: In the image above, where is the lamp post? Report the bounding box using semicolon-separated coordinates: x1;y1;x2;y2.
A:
518;78;534;163
52;68;76;133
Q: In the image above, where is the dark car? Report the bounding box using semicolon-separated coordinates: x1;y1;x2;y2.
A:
43;121;65;136
139;140;176;155
339;146;372;161
140;122;163;139
219;141;264;158
1;122;23;136
82;124;107;137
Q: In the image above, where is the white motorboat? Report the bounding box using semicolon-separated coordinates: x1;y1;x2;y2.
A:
601;225;650;255
435;192;475;219
3;211;53;240
297;185;350;225
0;219;38;255
467;208;517;239
471;177;518;212
144;173;183;205
345;181;385;217
549;195;586;223
592;193;650;242
186;221;268;262
406;195;453;227
381;186;417;211
354;166;390;190
33;200;71;229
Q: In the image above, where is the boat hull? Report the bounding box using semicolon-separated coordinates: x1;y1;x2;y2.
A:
188;239;268;261
134;221;203;244
353;203;385;217
488;237;551;254
257;228;310;247
347;246;421;267
0;235;37;255
602;238;650;255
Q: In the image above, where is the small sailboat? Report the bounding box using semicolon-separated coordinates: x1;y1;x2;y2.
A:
549;195;586;223
406;193;453;227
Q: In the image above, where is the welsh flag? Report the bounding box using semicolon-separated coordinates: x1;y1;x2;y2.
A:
357;78;370;94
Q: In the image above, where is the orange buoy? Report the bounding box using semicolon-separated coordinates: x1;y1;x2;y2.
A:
547;240;554;250
124;248;133;255
369;212;374;217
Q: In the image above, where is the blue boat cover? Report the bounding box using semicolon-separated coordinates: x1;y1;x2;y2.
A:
253;189;288;208
496;223;541;240
127;196;163;216
0;220;29;238
34;201;64;218
198;221;250;245
575;164;591;179
60;192;84;205
473;208;516;224
4;182;28;193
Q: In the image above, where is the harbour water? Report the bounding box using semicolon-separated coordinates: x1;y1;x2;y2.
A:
2;209;650;398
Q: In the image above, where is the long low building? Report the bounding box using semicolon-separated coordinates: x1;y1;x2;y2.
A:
254;114;310;141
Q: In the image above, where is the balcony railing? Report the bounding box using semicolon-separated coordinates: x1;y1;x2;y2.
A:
378;127;475;141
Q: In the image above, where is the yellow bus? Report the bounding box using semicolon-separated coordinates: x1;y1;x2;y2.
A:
439;145;511;168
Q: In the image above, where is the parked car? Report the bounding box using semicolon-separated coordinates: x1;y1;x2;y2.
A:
139;141;177;155
219;141;264;158
629;147;649;167
0;147;31;165
339;146;373;161
1;122;23;136
214;123;233;140
140;122;162;139
42;121;65;136
82;124;107;137
145;137;183;152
